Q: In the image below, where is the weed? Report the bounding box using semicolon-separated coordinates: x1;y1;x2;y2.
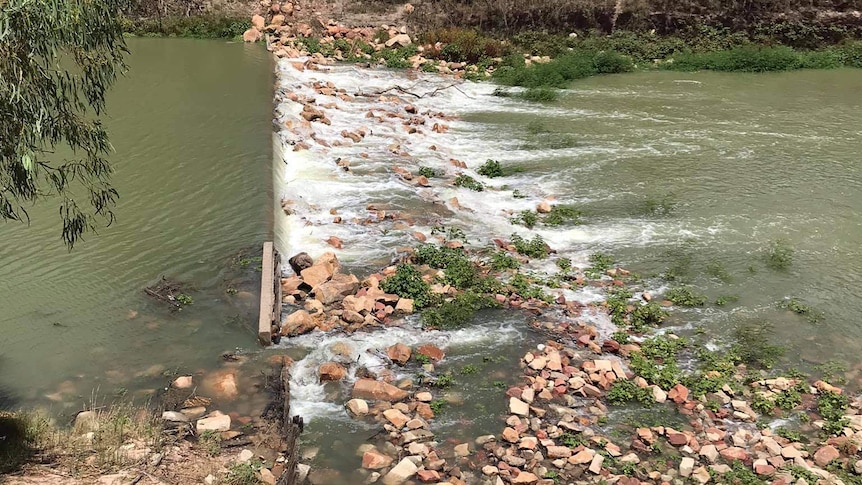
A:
561;432;588;448
414;353;431;365
478;159;504;177
706;260;733;283
544;205;583;226
444;257;478;289
430;225;467;242
817;361;848;385
607;380;653;406
630;302;669;332
715;294;740;306
491;251;520;271
454;174;484;191
508;273;551;302
199;430;222;457
414;244;466;269
380;264;432;308
764;239;794;270
731;322;784;369
421;291;499;329
225;461;262;485
510;234;549;259
610;331;631;344
779;298;823;324
175;294;193;306
585;252;614;278
518;86;559;102
665;286;706;307
460;365;480;375
512;210;539;229
776;427;803;442
512;190;527;199
418;166;439;178
493;381;507;388
433;374;455;388
556;257;572;271
643;193;677;216
429;399;447;414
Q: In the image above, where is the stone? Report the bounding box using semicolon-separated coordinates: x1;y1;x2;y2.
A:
352;378;408;401
381;457;419;485
281;310;316;336
536;201;551;213
679;457;695;477
387;343;412;365
385;34;412;48
652;385;667;403
242;28;262;42
588;453;605;474
260;468;276;485
74;410;99;433
814;445;839;467
238;449;254;463
383;408;410;428
395;298;414;314
512;472;539;484
546;446;572;458
288;252;314;275
314;274;360;304
341;310;364;324
416;391;433;402
362;450;393;469
719;446;750;463
162;411;189;423
207;370;238;400
854;459;862;474
251;14;265;29
454;443;470;457
699;444;719;463
343;295;373;314
301;264;334;288
502;427;519;442
780;446;802;459
319;362;347;381
509;397;530;416
669;383;689;403
172;376;193;389
196;412;231;432
569;449;594;465
417;470;440;482
416;344;444;362
346;399;369;416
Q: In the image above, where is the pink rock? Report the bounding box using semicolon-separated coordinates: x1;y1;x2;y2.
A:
814;445;840;467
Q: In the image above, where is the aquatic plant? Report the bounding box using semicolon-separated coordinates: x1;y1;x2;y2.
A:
607;380;653;406
764;239;794;270
714;294;740;306
730;321;784;369
817;391;850;436
491;251;521;271
544;205;583;226
556;257;571;271
510;234;549;259
511;210;538;229
414;244;467;269
380;264;432;308
518;87;559;102
664;286;706;307
418;166;439;178
421;291;499;329
705;260;733;283
493;50;633;89
779;297;823;323
443;257;478;289
477;159;504;177
585;252;614;278
454;174;484;191
175;294;193;306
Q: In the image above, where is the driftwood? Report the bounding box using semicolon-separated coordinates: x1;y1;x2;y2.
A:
263;363;304;485
143;276;190;310
358;81;473;99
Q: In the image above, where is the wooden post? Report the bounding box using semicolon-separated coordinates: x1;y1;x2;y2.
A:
259;242;276;346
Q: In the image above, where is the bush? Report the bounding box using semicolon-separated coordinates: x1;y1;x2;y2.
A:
421;291;499;329
512;210;539;229
518;87;559;102
380;264;432;308
414;244;467;269
477;159;504;177
839;41;862;68
607;380;653;406
765;239;794;270
667;46;809;72
419;28;509;64
491;251;520;271
454;174;484;191
443;257;478;289
510;234;549;258
494;50;632;88
544;205;583;226
664;286;706;307
125;16;251;38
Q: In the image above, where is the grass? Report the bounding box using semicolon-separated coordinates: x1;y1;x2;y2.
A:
225;461;263;485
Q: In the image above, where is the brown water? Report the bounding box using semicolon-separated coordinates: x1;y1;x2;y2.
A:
0;38;273;412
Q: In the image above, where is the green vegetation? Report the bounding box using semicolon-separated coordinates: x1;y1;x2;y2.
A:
414;244;467;269
491;251;521;271
510;234;549;259
433;374;455;388
494;50;634;88
664;286;707;307
643;193;678;216
199;430;222;457
381;264;432;308
414;353;431;365
459;364;480;375
477;159;504;177
556;257;572;271
519;86;559;102
544;205;583;226
122;15;250;39
764;239;794;270
776;427;804;443
511;210;539;229
429;399;447;414
818;361;848;385
779;298;823;323
454;174;484;191
421;291;499;329
665;45;849;72
175;294;194;306
2;0;126;248
418;166;439;178
731;322;784;369
715;294;740;306
817;391;850;436
607;380;653;406
705;260;733;283
508;273;552;302
225;461;263;485
585;252;614;278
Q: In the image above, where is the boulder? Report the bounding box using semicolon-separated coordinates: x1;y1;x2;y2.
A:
352;378;408;401
314;274;360;305
536;201;551;213
384;34;412;48
416;344;444;362
381;458;418;485
319;362;347;381
301;264;333;288
74;410;99;433
814;445;839;467
346;399;369;416
387;343;412;365
315;251;341;274
242;28;262;42
394;298;414;314
251;14;265;30
343;295;373;314
341;310;364;324
330;341;355;360
383;408;409;428
197;412;231;432
172;375;193;389
362;450;393;469
280;310;316;336
281;276;304;295
288;252;314;275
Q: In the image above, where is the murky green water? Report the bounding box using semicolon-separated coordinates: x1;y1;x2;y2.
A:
469;68;862;369
0;38;273;411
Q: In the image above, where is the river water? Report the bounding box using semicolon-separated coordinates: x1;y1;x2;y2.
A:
0;38;273;412
272;62;862;481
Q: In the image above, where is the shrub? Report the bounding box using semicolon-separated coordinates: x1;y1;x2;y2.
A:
512;210;539;229
493;50;633;88
764;239;794;270
418;166;439;178
381;264;431;307
491;251;520;271
421;291;499;329
665;286;706;307
585;252;614;278
817;391;850;436
556;257;571;271
477;159;504;177
607;380;653;406
444;257;478;289
510;234;549;258
839;41;862;68
544;205;583;226
419;28;508;64
414;244;467;269
667;46;802;72
518;87;559;102
630;302;669;331
454;174;484;191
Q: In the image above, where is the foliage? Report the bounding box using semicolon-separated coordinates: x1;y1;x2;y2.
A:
716;460;767;485
429;399;447;414
630;302;669;331
494;50;633;88
705;260;733;283
643;192;678;216
764;239;794;270
491;251;521;271
607;380;653;406
477;159;504;177
381;264;432;307
518;86;559;102
418;166;439;178
715;294;740;306
818;361;848;385
124;15;250;38
225;461;263;485
1;0;128;248
175;294;193;306
585;252;614;278
610;331;631;344
544;205;583;226
414;244;466;269
454;174;484;191
665;286;707;307
511;210;539;228
431;224;467;242
561;432;588;448
665;45;845;72
510;234;549;259
421;291;499;329
775;427;804;443
508;273;551;301
419;28;508;64
817;391;850;436
556;257;571;271
443;257;478;289
459;364;479;375
433;374;455;388
779;298;823;323
413;353;431;365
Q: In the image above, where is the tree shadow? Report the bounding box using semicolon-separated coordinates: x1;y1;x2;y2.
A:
0;368;38;475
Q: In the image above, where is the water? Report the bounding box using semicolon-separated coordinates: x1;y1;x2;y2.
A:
0;38;273;412
272;62;862;480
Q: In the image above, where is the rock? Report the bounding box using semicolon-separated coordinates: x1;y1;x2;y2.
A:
161;411;189;423
652;385;667;403
242;28;262;42
454;443;470;457
325;236;343;249
814;445;839;467
180;407;206;420
330;341;355;360
281;310;316;336
509;397;530;416
537;201;551;213
208;369;238;400
289;252;314;275
395;298;414;313
352;378;408;401
238;449;254;463
301;264;334;288
362;450;393;469
512;472;539;484
346;399;369;416
416;470;440;482
197;412;231;432
588;453;605;474
381;457;418;485
319;362;347;381
569;449;594;465
387;343;412;365
260;468;276;485
314;274;360;304
172;376;193;389
251;14;265;30
547;446;572;458
680;457;695;477
296;464;310;483
385;34;411;48
855;459;862;474
416;344;444;362
719;446;750;463
74;410;99;433
383;408;410;428
699;444;719;463
343;295;373;314
416;391;433;402
668;383;689;403
341;310;364;324
502;427;519;442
